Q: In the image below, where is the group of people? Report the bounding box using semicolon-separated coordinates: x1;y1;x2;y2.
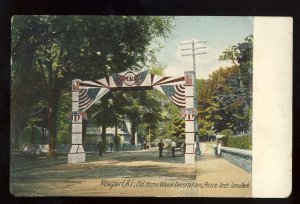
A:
98;138;224;159
158;139;224;158
158;140;185;158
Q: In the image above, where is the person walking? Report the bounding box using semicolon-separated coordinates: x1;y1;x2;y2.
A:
217;140;223;158
158;140;164;158
181;142;185;156
171;140;176;157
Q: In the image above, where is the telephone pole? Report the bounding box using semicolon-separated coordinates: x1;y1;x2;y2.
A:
180;40;207;155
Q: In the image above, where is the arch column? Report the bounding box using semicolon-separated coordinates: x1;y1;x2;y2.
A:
184;71;196;164
68;79;85;163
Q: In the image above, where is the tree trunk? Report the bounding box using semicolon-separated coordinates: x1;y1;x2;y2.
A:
82;119;87;144
12;116;27;150
130;124;136;145
47;86;62;157
48;107;57;157
101;125;106;153
148;123;151;148
42;127;45;144
31;124;35;145
115;124;118;151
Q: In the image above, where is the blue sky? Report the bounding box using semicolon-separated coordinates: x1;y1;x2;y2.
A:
152;16;253;79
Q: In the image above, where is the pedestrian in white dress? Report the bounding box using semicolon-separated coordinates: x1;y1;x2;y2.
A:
217;140;223;158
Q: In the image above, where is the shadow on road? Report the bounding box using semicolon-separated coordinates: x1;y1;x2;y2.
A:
10;150;195;187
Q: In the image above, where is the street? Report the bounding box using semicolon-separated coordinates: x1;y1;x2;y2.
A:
10;148;251;197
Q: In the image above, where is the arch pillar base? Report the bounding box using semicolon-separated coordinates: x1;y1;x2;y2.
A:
68;152;85;163
185;154;195;165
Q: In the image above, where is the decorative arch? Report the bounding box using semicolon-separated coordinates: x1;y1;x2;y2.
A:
69;70;197;165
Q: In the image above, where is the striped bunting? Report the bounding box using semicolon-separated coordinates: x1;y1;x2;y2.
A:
160;84;185;107
152;76;185;86
79;88;101;111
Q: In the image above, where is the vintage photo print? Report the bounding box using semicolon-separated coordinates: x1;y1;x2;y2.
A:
10;16;292;197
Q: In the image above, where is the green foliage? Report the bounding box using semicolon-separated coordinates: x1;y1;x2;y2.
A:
11;16;173;154
219;34;253;108
218;46;239;66
227;135;252;150
198;35;253;138
57;92;71;144
169;113;185;141
155;96;184;142
23;127;33;145
57;122;71;144
220;129;234;137
138;82;185;143
217;129;251;150
218;129;233;146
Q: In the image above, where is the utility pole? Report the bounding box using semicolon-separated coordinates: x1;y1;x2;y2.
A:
180;40;207;155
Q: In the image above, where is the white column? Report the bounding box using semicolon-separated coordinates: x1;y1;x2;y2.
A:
68;79;86;163
184;71;195;165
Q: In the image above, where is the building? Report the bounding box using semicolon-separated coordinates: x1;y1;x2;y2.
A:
85;120;140;151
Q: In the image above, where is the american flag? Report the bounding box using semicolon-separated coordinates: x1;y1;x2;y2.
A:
79;88;101;111
160;84;185;107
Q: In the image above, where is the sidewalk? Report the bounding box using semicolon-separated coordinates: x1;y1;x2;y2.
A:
195;153;252;197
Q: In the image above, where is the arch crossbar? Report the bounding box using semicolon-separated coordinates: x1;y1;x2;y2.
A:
68;70;196;165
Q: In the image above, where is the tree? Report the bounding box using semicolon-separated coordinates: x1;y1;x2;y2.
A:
198;66;249;134
11;16;173;156
56;92;72;144
122;89;163;144
219;34;253;107
89;92;126;149
11;16;46;149
198;35;253;136
89;66;167;146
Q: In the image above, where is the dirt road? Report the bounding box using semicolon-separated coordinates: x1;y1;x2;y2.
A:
10;148;251;197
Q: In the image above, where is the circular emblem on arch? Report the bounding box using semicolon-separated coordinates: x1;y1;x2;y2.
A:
123;71;136;86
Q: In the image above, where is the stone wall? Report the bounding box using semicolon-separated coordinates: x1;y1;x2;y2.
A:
214;146;252;173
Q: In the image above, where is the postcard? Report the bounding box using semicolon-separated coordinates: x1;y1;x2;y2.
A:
10;16;292;197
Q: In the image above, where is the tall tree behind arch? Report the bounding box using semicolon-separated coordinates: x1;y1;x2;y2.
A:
11;16;174;156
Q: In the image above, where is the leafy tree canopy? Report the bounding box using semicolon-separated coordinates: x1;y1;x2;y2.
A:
199;35;253;139
11;15;173;154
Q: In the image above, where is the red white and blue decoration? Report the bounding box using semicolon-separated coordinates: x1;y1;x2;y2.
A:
154;84;185;108
181;108;197;120
69;111;88;121
76;70;186;110
69;70;196;165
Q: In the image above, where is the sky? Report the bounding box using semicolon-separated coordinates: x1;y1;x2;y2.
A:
152;16;253;79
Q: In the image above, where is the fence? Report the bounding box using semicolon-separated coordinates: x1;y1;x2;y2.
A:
22;143;142;154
